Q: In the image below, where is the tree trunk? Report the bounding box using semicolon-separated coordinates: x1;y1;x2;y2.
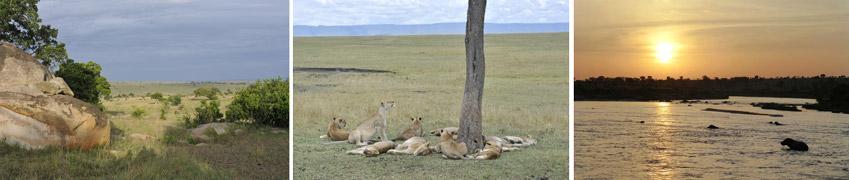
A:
459;0;486;153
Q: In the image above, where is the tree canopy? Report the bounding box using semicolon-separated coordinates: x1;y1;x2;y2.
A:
226;78;289;128
55;60;111;105
0;0;69;68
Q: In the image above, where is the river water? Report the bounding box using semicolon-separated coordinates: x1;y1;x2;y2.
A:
575;97;849;179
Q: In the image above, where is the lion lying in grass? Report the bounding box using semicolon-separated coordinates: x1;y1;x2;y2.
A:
346;140;397;157
345;126;538;160
466;140;503;160
386;137;432;156
319;117;349;141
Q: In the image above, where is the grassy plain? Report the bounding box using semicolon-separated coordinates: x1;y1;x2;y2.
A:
293;33;569;179
0;82;288;179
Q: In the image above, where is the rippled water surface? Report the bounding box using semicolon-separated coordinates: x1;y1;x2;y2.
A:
576;97;849;179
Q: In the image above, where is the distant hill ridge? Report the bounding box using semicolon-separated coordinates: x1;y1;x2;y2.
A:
294;22;568;36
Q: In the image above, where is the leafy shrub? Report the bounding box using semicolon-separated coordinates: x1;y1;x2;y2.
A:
181;100;224;128
131;107;146;120
196;100;223;123
193;87;221;100
167;96;182;106
179;114;197;129
55;60;111;105
149;92;164;101
159;105;168;120
161;135;178;144
226;78;289;128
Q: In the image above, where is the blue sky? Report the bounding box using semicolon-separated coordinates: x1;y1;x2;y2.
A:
38;0;289;81
295;0;569;26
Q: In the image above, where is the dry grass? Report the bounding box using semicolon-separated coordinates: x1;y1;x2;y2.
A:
293;33;569;179
0;82;287;179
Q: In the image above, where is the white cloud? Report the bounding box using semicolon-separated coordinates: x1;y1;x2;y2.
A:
295;0;569;25
37;0;289;81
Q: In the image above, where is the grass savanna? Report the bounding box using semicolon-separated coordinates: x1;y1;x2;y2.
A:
0;81;289;179
294;33;569;179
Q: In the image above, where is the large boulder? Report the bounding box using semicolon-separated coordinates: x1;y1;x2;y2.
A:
0;42;109;150
0;42;74;97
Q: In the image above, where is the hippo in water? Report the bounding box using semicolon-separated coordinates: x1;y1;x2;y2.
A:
780;138;809;151
707;124;719;129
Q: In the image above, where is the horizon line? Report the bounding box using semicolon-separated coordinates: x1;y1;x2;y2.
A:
293;21;569;27
293;31;568;38
576;74;849;80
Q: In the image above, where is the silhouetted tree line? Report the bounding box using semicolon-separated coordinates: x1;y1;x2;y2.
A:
802;83;849;113
575;74;849;113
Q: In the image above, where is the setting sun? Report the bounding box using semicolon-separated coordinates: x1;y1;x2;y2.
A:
655;42;675;63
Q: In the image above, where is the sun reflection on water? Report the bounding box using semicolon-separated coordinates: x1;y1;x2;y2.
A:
648;102;676;179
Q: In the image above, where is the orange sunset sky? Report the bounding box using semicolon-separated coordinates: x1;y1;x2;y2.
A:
575;0;849;80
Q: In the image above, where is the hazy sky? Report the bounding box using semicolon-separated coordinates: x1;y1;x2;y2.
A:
38;0;289;81
295;0;569;25
576;0;849;80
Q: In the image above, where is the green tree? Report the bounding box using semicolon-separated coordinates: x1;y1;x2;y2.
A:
226;78;289;128
0;0;69;68
55;60;111;105
193;87;221;100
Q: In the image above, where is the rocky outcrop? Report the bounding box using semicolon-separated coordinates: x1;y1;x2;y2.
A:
0;41;109;150
190;123;233;142
0;42;74;97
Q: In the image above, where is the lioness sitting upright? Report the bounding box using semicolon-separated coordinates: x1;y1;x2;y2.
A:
348;101;395;146
319;117;349;141
438;130;467;160
392;117;423;141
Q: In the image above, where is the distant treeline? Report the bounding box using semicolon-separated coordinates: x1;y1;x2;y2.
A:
188;81;248;86
575;75;849;113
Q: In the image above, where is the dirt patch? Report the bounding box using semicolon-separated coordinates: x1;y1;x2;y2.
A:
170;128;288;179
295;84;337;93
294;67;395;74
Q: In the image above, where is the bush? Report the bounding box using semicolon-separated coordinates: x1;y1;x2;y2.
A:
193;87;221;100
54;60;111;105
180;115;197;129
131;107;146;120
167;96;182;106
161;135;178;144
181;100;224;128
149;92;164;101
159;105;168;120
226;78;289;128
